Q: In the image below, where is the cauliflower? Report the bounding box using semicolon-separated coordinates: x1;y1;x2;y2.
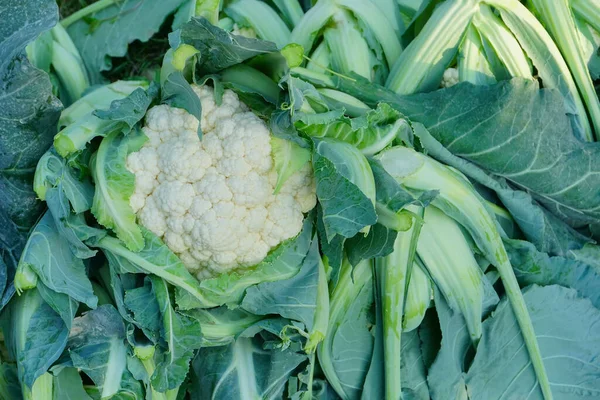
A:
231;23;257;39
127;85;316;279
440;67;459;88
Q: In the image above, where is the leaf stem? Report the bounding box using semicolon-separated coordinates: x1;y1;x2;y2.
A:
61;0;120;28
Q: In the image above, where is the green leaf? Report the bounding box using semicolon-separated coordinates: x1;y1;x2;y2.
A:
412;121;592;256
123;279;161;342
5;288;69;388
0;362;22;400
316;205;345;284
18;211;97;308
312;138;377;240
318;259;373;400
161;71;202;137
46;186;102;259
94;84;159;129
346;224;398;266
506;239;600;308
271;136;311;194
150;276;203;392
426;291;470;400
189;336;306;400
52;368;92;400
97;228;212;307
67;305;128;399
241;238;321;332
0;0;62;289
37;281;78;329
91;130;145;251
465;285;600;398
297;103;407;156
66;0;184;83
394;79;600;229
174;17;277;74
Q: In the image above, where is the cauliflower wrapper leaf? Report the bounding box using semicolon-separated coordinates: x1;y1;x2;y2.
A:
127;84;316;279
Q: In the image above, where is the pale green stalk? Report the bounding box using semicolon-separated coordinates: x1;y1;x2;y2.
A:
317;259;372;399
386;0;479;94
306;42;331;74
417;206;485;340
337;0;403;67
402;260;431;332
195;0;221;24
472;4;532;79
324;10;373;81
271;0;305;26
376;206;421;400
371;0;404;37
317;88;370;117
486;0;593;142
51;40;89;103
23;372;53;400
527;0;600;141
377;147;553;400
305;257;329;353
59;80;148;127
572;0;600;33
225;0;291;48
290;0;338;52
61;0;120;28
458;24;496;85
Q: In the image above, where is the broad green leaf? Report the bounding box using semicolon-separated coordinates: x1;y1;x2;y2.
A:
297;103;407;156
174;17;277;74
66;0;184;83
37;281;78;329
346;224;398;266
67;305;128;399
400;330;430;400
161;68;202;137
52;368;92;400
313;138;377;240
241;238;321;332
123;279;161;342
426;291;470;400
0;0;62;292
45;186;101;259
97;228;211;306
18;211;96;308
190;336;306;400
150;276;203;392
465;285;600;399
319;259;374;400
0;362;22;400
5;288;69;388
392;79;600;229
412;123;591;256
271;136;311;193
506;239;600;308
91;130;145;251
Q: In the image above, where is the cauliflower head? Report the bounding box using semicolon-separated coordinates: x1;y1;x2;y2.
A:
440;67;459;88
127;85;316;279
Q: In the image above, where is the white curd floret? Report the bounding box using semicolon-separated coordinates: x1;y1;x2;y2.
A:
127;85;316;279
